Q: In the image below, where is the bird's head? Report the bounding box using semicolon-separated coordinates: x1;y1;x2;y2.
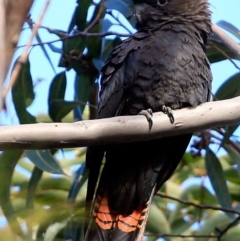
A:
133;0;212;35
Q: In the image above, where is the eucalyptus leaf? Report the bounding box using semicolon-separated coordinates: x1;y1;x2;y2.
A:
101;37;121;62
221;125;240;146
146;202;171;238
68;164;88;201
215;72;240;143
194;213;232;241
48;71;67;105
12;58;36;124
75;0;92;31
47;42;63;54
26;150;65;175
221;226;240;241
205;148;233;218
59;37;86;69
215;72;240;100
168;184;216;224
207;38;240;62
40;177;71;191
75;73;96;117
35;32;56;73
43;219;69;241
49;99;83;122
102;18;112;33
223;144;240;177
0;151;24;236
92;58;104;72
86;23;102;59
26;166;43;210
105;0;133;17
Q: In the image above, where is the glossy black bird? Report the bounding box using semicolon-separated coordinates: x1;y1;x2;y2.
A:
84;0;212;240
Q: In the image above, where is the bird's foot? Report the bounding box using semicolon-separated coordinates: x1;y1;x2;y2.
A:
139;109;153;130
162;105;174;124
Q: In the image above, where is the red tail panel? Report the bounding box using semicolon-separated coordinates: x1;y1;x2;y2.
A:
85;191;152;241
93;194;116;230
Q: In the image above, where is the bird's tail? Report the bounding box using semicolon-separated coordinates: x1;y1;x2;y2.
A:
84;188;155;241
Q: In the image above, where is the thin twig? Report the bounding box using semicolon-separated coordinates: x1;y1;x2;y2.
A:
209;41;240;71
198;176;207;224
0;97;240;150
3;0;51;99
16;30;131;49
25;18;66;37
216;215;240;240
229;139;240;153
83;0;105;33
145;233;217;239
107;10;133;34
16;22;240;60
157;193;240;215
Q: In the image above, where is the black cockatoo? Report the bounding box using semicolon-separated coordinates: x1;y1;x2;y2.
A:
84;0;212;240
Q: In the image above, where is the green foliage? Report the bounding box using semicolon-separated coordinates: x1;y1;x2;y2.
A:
205;149;233;218
12;58;36;124
1;0;240;240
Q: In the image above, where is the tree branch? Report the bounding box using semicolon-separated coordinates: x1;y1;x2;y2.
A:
16;23;240;63
4;0;34;81
209;41;240;71
157;193;240;215
16;29;131;49
216;216;240;240
1;0;34;112
212;23;240;57
3;0;51;100
146;233;217;239
83;0;105;33
0;97;240;150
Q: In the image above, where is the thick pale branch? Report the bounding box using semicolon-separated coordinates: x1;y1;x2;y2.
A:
3;0;51;100
4;0;34;80
1;0;34;112
212;23;240;56
0;97;240;150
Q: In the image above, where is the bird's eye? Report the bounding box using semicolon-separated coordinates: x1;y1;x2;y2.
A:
157;0;168;6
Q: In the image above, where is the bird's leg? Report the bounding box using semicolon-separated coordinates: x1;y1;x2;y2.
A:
162;105;174;124
139;109;153;130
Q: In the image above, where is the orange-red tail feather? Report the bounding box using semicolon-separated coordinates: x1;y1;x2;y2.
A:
85;190;154;241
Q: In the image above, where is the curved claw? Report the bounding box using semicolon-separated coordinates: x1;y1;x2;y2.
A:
162;105;174;124
139;109;153;130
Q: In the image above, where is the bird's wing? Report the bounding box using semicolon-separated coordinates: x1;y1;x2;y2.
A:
85;31;150;228
97;31;151;118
